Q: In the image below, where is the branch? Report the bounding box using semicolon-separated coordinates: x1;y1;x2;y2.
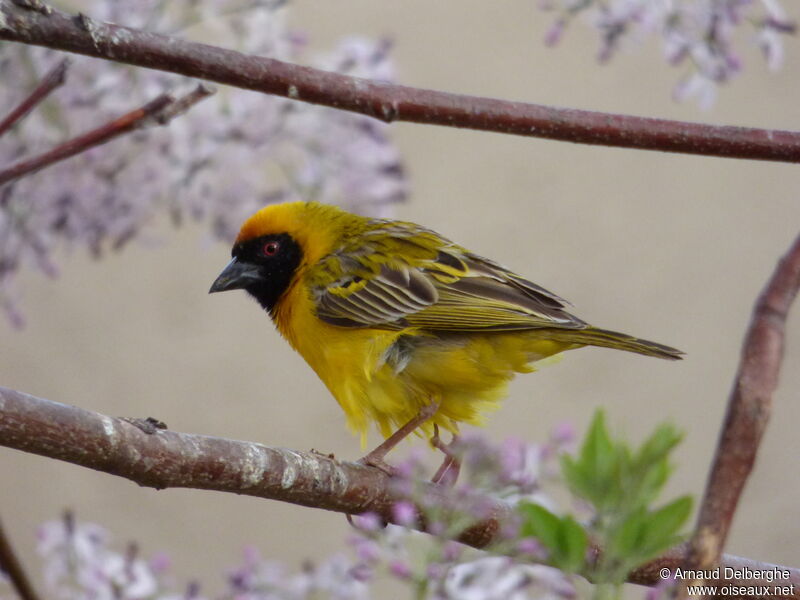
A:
1;2;800;163
0;57;68;137
0;517;40;600
683;234;800;577
0;387;797;597
0;84;214;187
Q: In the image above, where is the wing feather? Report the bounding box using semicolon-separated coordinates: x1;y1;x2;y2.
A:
311;222;584;332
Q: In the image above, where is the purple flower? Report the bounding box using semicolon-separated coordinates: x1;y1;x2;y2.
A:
646;572;677;600
537;0;793;108
352;512;383;532
388;559;413;580
353;538;382;563
551;422;576;446
391;501;417;527
442;541;464;562
348;562;373;582
426;561;447;581
544;19;567;46
36;514;167;600
516;537;546;558
149;551;172;575
444;557;575;599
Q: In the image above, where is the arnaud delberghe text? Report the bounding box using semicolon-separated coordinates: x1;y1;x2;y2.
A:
672;567;790;583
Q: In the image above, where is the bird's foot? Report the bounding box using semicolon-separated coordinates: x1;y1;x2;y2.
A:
357;453;397;477
431;455;461;487
430;425;461;487
357;399;442;476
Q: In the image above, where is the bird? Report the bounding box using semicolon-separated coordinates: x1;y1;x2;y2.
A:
209;201;682;473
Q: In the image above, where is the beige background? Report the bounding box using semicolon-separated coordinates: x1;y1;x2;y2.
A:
2;0;800;594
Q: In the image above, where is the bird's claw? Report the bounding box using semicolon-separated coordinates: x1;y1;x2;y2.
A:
357;454;397;477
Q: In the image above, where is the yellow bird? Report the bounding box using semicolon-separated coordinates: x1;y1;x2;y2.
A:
210;201;681;470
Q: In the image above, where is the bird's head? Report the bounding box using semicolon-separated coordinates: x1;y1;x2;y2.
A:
209;201;352;313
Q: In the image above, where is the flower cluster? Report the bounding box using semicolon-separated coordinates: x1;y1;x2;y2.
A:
0;0;407;326
223;546;369;600
539;0;795;109
34;512;174;600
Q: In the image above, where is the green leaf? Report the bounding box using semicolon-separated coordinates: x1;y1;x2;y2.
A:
559;411;693;587
560;454;590;500
602;496;693;583
565;410;621;510
635;424;683;469
629;456;670;509
609;507;648;559
609;424;681;513
584;411;615;480
559;515;589;573
639;496;693;557
518;502;588;573
519;502;562;552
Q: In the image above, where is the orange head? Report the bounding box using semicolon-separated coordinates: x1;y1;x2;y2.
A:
209;201;363;313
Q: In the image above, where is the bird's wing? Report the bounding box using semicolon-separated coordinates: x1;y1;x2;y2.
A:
310;223;586;332
409;251;586;331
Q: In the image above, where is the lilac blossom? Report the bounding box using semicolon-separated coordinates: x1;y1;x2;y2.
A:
443;558;576;600
35;513;168;600
223;546;369;600
538;0;795;108
0;0;407;326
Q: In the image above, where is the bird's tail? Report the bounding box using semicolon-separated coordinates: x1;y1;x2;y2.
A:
539;326;684;360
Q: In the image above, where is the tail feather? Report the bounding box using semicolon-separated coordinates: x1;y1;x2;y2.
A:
541;327;683;360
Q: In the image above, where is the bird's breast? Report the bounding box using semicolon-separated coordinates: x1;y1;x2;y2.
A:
272;280;407;424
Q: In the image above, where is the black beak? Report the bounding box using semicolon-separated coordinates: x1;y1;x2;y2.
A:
209;258;263;293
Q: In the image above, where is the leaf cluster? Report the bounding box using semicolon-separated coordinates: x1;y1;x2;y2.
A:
519;410;693;596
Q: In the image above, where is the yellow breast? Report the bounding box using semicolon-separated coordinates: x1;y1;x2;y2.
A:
273;277;409;441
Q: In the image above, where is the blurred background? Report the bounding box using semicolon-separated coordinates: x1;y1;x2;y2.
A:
1;0;799;594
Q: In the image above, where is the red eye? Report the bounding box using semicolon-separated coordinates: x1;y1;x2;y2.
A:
263;240;280;256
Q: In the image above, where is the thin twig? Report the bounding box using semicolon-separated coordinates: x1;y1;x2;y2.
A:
1;1;800;163
681;233;800;591
0;387;797;597
154;83;215;122
0;517;40;600
0;58;68;138
0;84;214;187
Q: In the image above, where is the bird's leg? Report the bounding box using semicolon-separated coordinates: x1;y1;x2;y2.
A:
430;425;461;487
359;400;441;475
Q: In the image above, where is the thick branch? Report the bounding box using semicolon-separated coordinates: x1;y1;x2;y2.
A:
0;84;214;187
1;2;800;163
0;57;68;137
0;386;500;544
0;387;797;597
684;233;800;576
